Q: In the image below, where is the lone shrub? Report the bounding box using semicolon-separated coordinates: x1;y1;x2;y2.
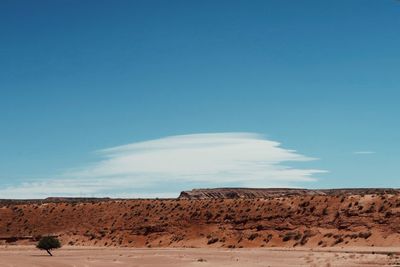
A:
36;236;61;256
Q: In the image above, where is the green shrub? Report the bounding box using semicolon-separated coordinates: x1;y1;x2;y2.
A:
36;236;61;256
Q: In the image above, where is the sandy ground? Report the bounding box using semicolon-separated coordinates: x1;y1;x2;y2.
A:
0;246;399;267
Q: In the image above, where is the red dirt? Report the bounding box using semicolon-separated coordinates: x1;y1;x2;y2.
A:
1;188;400;248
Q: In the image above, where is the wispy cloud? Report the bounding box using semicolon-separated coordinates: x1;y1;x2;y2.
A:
354;151;376;155
0;133;326;198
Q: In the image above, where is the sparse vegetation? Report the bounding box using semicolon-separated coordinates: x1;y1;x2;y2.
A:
0;189;399;250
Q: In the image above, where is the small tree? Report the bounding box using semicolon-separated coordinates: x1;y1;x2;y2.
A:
36;236;61;256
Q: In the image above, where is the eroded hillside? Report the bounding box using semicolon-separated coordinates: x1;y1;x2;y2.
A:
1;189;400;248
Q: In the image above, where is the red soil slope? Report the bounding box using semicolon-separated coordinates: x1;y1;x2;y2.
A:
1;189;400;248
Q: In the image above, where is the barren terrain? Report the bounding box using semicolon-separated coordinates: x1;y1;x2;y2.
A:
1;188;400;266
1;188;400;249
1;246;399;267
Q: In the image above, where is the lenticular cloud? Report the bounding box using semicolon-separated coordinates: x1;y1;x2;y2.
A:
0;133;326;198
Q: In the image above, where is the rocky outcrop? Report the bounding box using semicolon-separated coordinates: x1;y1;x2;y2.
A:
178;188;400;199
178;188;325;199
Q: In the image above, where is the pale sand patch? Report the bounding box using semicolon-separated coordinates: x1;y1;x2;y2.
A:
0;246;398;267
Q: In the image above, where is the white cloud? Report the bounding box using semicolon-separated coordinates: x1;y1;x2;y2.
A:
0;133;326;198
354;151;376;155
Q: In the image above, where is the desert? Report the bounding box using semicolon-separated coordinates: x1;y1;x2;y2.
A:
1;246;399;266
2;0;399;266
1;188;400;266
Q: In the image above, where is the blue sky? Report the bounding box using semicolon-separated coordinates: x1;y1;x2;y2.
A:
1;0;399;198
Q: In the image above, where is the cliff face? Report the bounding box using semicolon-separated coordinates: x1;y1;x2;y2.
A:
178;188;400;199
1;189;400;248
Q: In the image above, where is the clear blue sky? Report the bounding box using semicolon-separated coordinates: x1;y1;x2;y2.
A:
1;0;400;197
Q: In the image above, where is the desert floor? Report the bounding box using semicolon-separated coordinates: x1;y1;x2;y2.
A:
0;246;399;267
